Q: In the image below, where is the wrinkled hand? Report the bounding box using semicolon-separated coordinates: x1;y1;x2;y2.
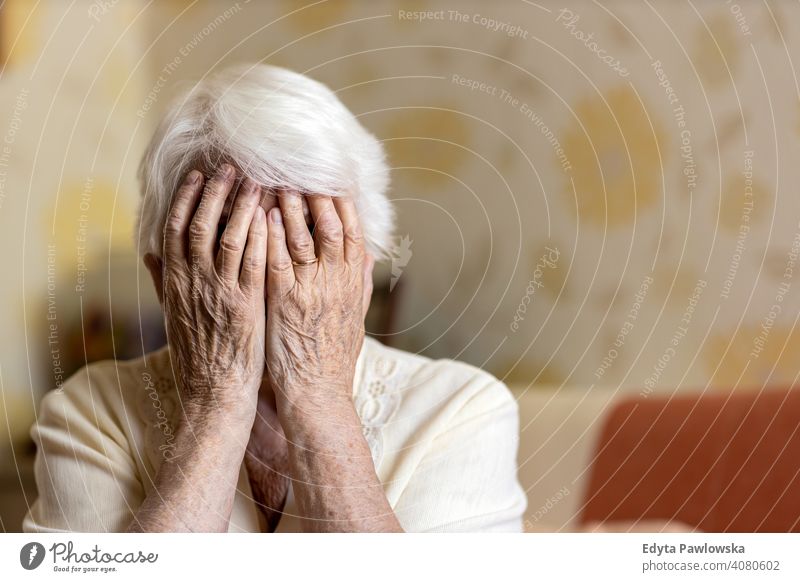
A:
161;164;267;422
258;191;400;532
264;191;373;411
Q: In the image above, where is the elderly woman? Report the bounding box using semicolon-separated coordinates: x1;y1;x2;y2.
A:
23;64;526;533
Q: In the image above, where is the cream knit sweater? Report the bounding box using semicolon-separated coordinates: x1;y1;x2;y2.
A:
23;337;526;532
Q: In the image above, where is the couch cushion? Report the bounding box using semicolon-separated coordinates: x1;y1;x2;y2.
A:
582;387;800;532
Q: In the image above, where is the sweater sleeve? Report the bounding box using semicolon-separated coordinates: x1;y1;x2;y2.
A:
393;377;528;532
22;362;144;532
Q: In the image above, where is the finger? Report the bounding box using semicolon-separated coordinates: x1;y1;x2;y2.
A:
307;195;343;264
362;253;374;317
270;191;314;231
258;191;279;300
189;163;236;271
259;187;279;216
332;195;365;265
261;191;310;227
277;191;316;270
239;206;268;294
267;207;294;296
163;170;204;266
216;177;260;284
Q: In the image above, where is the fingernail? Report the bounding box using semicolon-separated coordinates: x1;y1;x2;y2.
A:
270;208;282;225
186;170;201;184
222;164;234;178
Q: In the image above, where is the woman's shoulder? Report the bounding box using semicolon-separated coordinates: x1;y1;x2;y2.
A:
359;337;516;413
50;346;174;409
37;346;177;469
39;348;156;414
356;338;520;479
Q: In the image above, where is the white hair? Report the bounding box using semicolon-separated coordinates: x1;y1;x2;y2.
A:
136;63;393;259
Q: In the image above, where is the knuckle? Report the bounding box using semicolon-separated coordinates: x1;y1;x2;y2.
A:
204;177;229;198
243;249;264;271
319;227;344;247
289;234;314;254
242;256;257;274
176;182;198;200
188;220;209;241
317;215;344;240
318;215;343;233
281;200;303;218
269;259;293;276
164;216;184;237
344;225;364;245
219;233;244;255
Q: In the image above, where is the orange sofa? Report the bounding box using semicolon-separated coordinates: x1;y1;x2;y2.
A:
580;388;800;532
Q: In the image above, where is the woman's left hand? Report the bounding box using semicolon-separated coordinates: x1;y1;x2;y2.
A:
261;190;402;531
264;191;373;412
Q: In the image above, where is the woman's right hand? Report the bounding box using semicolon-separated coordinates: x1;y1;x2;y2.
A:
129;164;268;532
161;163;267;427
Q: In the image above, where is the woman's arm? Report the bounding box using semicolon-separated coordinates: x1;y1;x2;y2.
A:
129;165;267;532
279;396;402;532
264;192;402;532
127;408;252;532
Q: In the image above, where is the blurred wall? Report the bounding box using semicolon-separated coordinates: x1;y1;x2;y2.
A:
0;0;153;444
2;0;800;451
141;0;800;393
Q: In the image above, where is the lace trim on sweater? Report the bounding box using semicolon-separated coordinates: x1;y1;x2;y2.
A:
353;351;403;466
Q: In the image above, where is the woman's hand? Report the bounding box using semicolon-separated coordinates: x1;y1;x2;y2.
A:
162;164;267;424
264;191;372;411
262;191;401;532
130;165;269;532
